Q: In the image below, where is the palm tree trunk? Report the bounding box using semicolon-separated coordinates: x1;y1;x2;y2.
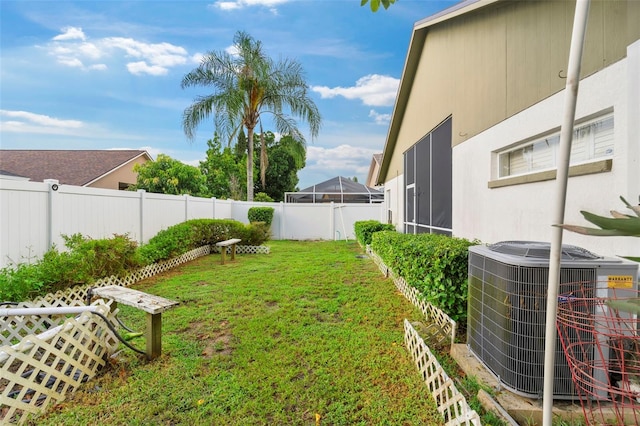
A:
260;130;268;190
246;125;255;201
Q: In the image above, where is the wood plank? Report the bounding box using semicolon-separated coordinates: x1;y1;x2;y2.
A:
92;285;178;315
216;238;242;247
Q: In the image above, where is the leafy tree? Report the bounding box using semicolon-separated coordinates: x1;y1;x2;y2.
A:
255;136;306;201
130;154;208;196
361;0;396;12
199;135;246;200
181;30;321;201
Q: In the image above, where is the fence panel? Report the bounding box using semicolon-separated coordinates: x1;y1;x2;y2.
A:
0;181;49;266
213;198;233;220
333;204;385;240
54;185;141;247
1;181;385;267
187;196;215;220
281;203;332;240
142;193;190;241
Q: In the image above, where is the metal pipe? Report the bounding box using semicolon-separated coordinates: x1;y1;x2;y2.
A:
0;306;100;317
542;1;591;424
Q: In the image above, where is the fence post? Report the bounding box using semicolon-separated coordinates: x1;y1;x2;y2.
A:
330;202;335;240
212;197;216;219
279;201;284;240
138;189;146;245
184;194;189;221
44;180;59;251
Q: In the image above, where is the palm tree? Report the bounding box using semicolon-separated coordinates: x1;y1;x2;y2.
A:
181;31;322;201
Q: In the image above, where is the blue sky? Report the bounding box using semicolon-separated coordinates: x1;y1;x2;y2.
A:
1;0;458;189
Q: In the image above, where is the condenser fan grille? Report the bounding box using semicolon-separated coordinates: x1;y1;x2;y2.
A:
488;241;600;260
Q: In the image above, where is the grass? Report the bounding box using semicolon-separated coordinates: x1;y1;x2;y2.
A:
31;240;446;425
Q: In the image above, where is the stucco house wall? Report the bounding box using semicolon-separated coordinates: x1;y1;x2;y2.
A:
87;155;149;190
453;40;640;257
378;0;640;258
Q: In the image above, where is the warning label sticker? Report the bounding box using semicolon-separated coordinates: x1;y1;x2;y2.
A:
608;275;634;288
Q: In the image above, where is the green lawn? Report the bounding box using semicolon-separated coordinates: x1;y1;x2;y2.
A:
33;240;444;425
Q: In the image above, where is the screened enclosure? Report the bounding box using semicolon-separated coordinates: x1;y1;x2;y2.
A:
285;176;384;204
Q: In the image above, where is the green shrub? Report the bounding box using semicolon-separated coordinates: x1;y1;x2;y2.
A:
254;192;274;202
0;263;47;302
248;207;275;227
244;221;271;246
371;231;477;323
354;220;396;246
0;234;141;302
137;219;269;264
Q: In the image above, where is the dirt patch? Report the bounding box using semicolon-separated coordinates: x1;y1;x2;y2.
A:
187;320;235;358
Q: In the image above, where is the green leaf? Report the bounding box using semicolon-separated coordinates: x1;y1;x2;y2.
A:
556;224;636;236
606;298;640;315
581;211;640;236
621;196;640;217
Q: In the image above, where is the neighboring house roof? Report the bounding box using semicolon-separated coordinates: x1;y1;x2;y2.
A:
366;153;383;188
287;176;383;203
0;150;152;186
0;169;29;179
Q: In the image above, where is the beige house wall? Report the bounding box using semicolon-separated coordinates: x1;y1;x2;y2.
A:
383;0;640;183
87;156;149;190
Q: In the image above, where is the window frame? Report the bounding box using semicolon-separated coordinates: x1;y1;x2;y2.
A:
496;112;614;180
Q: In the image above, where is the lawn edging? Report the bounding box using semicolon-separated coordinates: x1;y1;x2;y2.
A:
366;244;481;426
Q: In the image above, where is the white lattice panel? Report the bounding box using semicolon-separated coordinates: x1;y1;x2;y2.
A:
0;243;266;422
366;248;457;345
210;244;270;254
1;246;211;347
0;302;118;424
404;320;481;426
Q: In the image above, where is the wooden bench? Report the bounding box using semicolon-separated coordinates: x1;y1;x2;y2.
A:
91;285;179;360
215;238;242;265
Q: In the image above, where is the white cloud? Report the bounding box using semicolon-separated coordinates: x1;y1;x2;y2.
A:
57;57;84;68
52;27;86;41
211;0;288;13
306;144;377;177
126;61;168;76
368;109;391;125
0;110;83;129
191;52;205;64
47;30;190;76
312;74;399;107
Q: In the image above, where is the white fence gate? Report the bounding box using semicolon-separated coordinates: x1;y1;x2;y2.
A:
0;179;385;268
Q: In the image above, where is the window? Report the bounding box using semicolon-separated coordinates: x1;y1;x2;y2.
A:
498;114;614;178
403;117;452;236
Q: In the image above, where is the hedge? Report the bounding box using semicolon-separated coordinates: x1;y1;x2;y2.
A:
137;219;269;264
354;220;396;246
370;231;477;323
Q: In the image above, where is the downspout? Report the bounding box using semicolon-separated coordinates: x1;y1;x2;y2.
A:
542;1;590;424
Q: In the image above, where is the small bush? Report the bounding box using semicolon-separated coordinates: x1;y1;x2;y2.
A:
248;207;275;227
371;231;477;323
254;192;274;202
354;220;396;246
244;221;271;246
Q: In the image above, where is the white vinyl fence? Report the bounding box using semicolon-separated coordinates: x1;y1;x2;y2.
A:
0;179;385;268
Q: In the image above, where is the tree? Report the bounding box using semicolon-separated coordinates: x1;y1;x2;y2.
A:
181;30;322;201
253;134;306;201
361;0;396;12
130;154;208;196
199;135;246;200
